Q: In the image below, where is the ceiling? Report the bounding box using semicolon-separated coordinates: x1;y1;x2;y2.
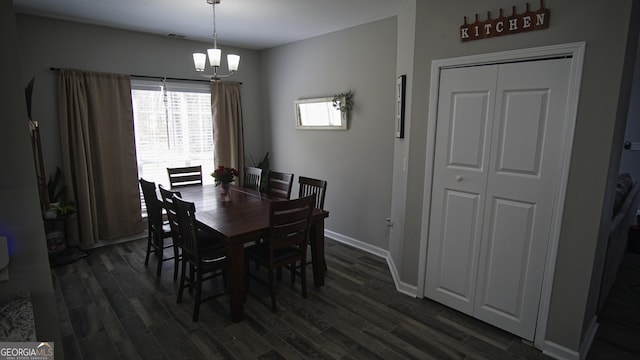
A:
13;0;409;50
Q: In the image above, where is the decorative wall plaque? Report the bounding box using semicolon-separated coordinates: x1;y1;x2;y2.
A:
460;0;550;42
395;75;406;139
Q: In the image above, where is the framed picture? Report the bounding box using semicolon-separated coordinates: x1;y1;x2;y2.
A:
396;75;406;138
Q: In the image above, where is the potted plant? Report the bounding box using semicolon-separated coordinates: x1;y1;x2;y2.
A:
44;167;76;218
250;151;270;192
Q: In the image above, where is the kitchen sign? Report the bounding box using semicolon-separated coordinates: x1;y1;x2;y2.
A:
460;1;550;42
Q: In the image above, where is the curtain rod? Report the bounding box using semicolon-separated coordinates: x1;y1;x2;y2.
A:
48;67;242;84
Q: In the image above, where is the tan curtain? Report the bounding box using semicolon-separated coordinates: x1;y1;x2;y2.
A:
211;81;244;171
58;69;143;246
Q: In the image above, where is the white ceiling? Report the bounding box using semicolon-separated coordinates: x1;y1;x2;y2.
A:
13;0;409;50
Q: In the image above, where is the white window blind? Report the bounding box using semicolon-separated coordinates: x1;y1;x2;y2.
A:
131;78;215;198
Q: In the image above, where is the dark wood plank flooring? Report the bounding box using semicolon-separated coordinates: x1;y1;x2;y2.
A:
52;237;555;359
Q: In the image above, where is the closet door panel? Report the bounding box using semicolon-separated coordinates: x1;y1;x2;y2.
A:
425;65;497;314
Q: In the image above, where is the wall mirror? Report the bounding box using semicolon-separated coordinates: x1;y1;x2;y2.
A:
295;96;347;130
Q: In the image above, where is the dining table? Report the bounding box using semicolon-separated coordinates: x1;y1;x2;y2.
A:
171;183;329;322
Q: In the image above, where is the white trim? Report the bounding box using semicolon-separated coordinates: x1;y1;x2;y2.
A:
417;42;586;350
578;316;599;360
387;253;419;297
540;316;597;360
325;229;418;297
542;340;580;360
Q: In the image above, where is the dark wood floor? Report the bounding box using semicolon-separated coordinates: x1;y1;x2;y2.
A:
53;237;558;359
587;252;640;360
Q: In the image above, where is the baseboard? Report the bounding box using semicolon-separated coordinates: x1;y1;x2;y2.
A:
579;316;598;360
386;253;418;297
542;340;579;360
541;315;598;360
324;229;418;297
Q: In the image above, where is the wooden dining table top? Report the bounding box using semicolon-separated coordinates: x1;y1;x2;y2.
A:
165;182;329;322
173;184;327;240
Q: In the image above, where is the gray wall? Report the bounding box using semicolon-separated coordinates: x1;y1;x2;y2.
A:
389;0;416;278
620;32;640;182
15;14;264;177
13;0;640;355
260;18;397;249
402;0;637;352
1;1;62;357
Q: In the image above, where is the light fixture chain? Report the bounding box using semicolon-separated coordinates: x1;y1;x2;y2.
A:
212;0;217;49
194;0;238;81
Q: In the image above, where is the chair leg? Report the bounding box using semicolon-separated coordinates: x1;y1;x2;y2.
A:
177;261;187;303
290;263;296;286
155;233;163;277
269;267;277;313
189;265;195;294
301;260;308;299
193;267;202;322
144;231;152;266
173;244;180;281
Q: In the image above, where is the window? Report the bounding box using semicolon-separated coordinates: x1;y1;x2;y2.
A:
131;78;215;193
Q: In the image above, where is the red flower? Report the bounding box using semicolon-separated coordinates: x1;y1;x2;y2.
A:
211;165;238;186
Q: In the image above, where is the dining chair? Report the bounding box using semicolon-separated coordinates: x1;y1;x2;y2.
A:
298;176;327;210
265;170;294;200
244;194;315;312
242;166;263;191
158;186;183;281
172;195;227;322
294;176;328;277
167;165;203;188
139;178;175;277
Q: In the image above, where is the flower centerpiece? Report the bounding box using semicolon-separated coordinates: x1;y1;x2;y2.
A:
211;165;238;186
211;165;238;202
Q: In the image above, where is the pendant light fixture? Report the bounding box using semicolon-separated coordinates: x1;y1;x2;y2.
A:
193;0;240;81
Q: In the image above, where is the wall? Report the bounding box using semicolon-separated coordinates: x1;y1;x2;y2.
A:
15;14;263;178
13;0;638;356
389;1;416;287
403;0;636;354
619;32;640;182
0;1;62;357
260;18;397;249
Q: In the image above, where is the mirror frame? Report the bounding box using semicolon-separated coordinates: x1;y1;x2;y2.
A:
294;96;348;130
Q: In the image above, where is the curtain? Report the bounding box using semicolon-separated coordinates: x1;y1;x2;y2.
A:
211;81;244;171
58;69;144;246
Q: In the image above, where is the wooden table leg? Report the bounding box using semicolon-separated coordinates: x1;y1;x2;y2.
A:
228;241;245;322
311;219;325;287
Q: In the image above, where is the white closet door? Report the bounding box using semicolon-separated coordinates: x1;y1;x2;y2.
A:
425;58;571;340
425;65;498;314
473;58;571;340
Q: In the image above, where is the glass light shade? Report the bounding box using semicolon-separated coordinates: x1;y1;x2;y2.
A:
193;53;207;72
207;48;221;67
227;54;240;72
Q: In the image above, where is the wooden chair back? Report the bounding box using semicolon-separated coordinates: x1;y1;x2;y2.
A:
243;166;263;191
139;178;163;231
159;186;182;242
266;171;294;200
298;176;327;209
268;195;314;260
167;165;203;188
172;195;202;264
